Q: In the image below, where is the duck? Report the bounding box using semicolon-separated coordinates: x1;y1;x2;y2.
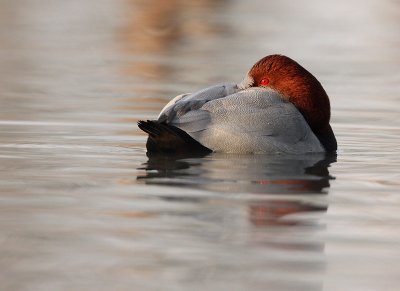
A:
138;54;337;154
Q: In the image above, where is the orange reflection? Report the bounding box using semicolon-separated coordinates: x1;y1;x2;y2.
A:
248;200;326;227
119;0;228;79
254;179;330;193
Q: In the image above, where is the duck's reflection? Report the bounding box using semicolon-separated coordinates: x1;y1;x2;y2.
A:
137;153;336;226
248;200;327;227
138;152;335;192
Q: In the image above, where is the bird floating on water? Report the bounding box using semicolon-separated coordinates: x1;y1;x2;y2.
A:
138;54;337;154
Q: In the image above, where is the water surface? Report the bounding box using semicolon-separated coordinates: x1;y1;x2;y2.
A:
0;0;399;290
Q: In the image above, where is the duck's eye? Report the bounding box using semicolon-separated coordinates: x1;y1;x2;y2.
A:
260;78;269;86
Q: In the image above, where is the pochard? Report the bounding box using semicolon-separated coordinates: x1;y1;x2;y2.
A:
138;55;337;154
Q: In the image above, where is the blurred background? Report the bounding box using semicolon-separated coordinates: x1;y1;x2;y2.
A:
0;0;399;290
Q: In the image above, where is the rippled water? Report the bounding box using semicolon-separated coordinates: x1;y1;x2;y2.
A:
1;0;399;290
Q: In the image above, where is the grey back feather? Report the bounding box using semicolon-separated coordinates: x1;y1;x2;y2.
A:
158;84;323;153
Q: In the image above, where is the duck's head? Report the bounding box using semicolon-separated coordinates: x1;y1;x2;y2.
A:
239;54;337;152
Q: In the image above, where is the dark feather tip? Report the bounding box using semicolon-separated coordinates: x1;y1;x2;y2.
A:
138;120;212;154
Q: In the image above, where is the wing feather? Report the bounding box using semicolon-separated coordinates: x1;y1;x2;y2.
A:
151;85;323;153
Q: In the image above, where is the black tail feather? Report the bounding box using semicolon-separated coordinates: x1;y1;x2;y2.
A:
138;120;212;154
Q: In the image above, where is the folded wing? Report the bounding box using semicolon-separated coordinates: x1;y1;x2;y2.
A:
144;85;324;154
173;87;323;153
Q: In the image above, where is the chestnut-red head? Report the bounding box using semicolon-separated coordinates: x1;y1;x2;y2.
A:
241;54;337;152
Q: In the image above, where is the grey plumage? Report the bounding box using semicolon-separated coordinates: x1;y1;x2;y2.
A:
154;84;323;154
